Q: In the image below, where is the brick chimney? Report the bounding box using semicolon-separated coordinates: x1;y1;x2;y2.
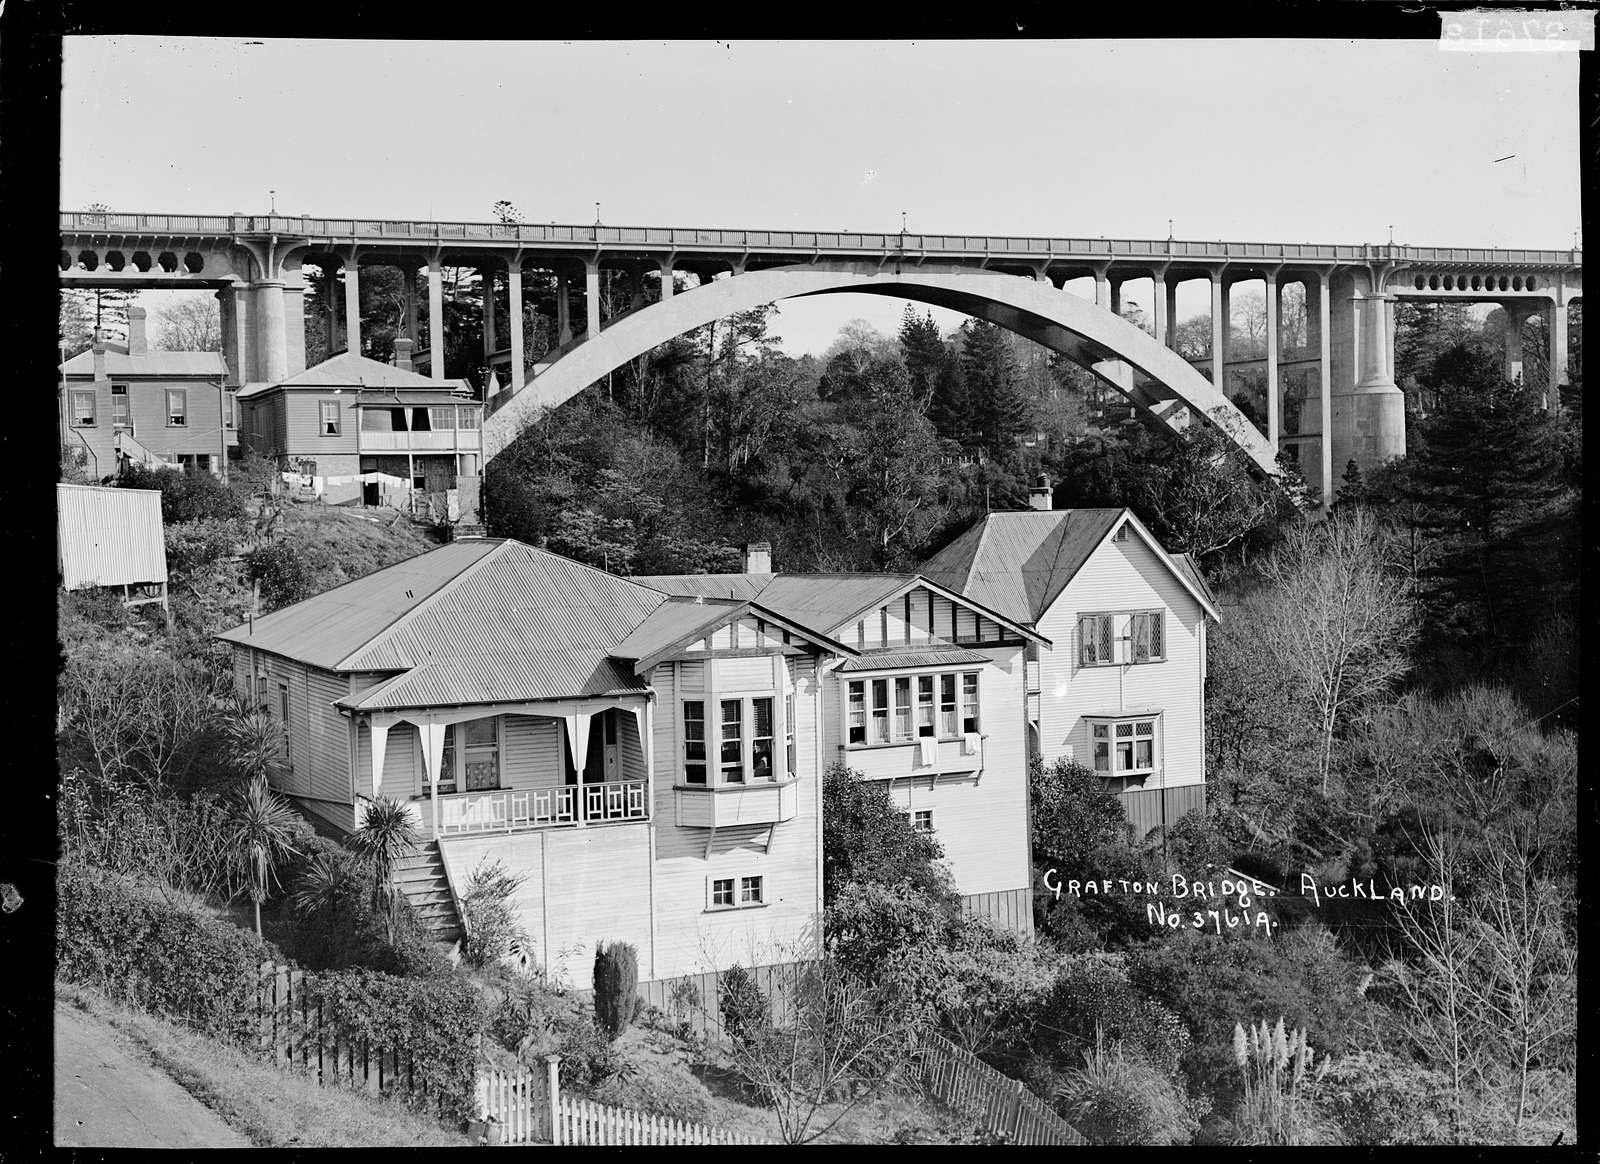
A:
1028;473;1053;511
392;337;414;368
127;305;148;355
92;329;108;381
742;542;772;574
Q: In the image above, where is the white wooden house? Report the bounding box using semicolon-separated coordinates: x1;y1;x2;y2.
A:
921;506;1219;838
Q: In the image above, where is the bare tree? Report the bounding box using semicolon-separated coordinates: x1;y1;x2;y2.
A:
1260;508;1418;791
154;296;222;351
725;961;919;1144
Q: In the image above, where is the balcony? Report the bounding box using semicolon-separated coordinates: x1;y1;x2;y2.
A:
359;430;481;453
675;778;798;828
433;779;646;836
841;736;985;781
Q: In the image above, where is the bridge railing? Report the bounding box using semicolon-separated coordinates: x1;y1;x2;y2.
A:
57;213;1581;268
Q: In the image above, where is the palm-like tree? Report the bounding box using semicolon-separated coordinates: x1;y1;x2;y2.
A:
350;797;419;945
229;772;302;937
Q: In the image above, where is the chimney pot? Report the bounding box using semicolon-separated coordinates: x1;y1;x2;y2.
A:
392;338;414;368
127;305;148;355
742;541;773;574
1028;473;1053;512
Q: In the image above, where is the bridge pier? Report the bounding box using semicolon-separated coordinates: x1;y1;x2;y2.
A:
427;260;445;379
252;280;288;382
218;286;247;386
1326;270;1405;490
1545;298;1569;410
585;260;601;338
1265;272;1280;448
480;263;497;367
1502;301;1535;385
1209;275;1225;397
343;255;362;357
508;262;524;390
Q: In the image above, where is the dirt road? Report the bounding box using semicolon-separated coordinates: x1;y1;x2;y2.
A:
54;1000;252;1148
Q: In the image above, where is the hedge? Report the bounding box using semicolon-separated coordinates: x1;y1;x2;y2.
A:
57;862;271;1046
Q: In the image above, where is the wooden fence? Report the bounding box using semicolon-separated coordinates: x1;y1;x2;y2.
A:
476;1061;769;1145
912;1029;1087;1145
255;960;419;1102
574;958;813;1042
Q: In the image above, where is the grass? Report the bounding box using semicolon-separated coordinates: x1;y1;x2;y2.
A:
275;498;442;592
57;982;472;1149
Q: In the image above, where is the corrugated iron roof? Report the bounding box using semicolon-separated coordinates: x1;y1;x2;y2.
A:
61;347;227;377
837;646;991;672
634;572;915;634
631;573;770;601
57;484;168;589
920;510;1124;624
609;598;745;662
217;540;673;709
275;351;471;391
1173;553;1218;611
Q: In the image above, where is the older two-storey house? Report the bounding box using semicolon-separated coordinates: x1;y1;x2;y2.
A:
922;504;1219;838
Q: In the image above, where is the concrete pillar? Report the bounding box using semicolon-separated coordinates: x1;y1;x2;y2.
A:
556;270;573;346
1328;270;1405;487
507;262;524;391
1093;269;1111;310
1318;271;1333;512
1152;276;1168;350
1164;280;1178;349
1265;275;1280;447
585;260;601;337
282;285;307;376
480;265;497;363
217;287;245;386
1303;275;1324;355
252;281;288;383
403;266;419;342
1547;299;1569;410
1356;290;1393;388
426;260;445;380
1209;274;1225;394
657;257;675;300
343;258;362;357
1502;303;1532;384
1109;279;1122;316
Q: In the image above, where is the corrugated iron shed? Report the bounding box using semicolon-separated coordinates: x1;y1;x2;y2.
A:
57;484;168;589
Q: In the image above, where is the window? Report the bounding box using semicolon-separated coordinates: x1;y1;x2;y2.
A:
438;726;459;795
711;878;735;908
166;388;187;427
940;674;957;737
740;876;764;904
912;809;934;834
319;400;341;435
709;875;764;911
111;385;129;429
893;677;912;740
751;697;775;781
720;700;745;783
1079;614;1115;666
1131;611;1164;663
962;674;980;734
457;408;481;430
847;682;866;745
683;701;707;784
1113;523;1129;542
428;407;457;430
916;676;935;737
1089;717;1158;778
70;389;97;427
254;674;268;710
277;681;290;760
461;717;500;791
361;408;407;432
785;692;797;777
410;407;432;432
870;679;890;744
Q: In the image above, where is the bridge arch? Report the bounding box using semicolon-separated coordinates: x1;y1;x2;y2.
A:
483;264;1278;477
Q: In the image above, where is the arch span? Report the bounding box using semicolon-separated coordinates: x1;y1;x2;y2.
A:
484;264;1277;476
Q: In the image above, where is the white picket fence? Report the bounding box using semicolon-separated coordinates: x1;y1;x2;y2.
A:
557;1095;765;1146
477;1060;770;1146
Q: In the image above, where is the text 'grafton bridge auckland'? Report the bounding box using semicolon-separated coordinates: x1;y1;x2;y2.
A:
59;210;1583;506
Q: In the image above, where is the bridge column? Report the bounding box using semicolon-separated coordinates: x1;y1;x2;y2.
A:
1546;299;1569;411
1209;273;1225;395
218;286;247;386
585;260;601;338
1164;279;1178;349
1218;279;1233;393
1502;301;1534;385
480;265;497;367
1329;271;1405;488
343;257;362;357
556;270;574;345
1317;270;1333;512
657;256;675;300
507;262;524;391
1265;272;1280;448
1151;271;1169;351
426;259;445;380
403;265;419;344
252;280;288;383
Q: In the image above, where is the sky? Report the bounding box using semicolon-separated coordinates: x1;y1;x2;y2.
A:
62;38;1582;356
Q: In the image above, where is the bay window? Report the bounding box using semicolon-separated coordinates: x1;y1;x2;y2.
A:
1088;716;1159;778
684;695;786;786
785;693;797;776
752;697;774;782
720;700;744;783
846;670;982;748
683;701;707;784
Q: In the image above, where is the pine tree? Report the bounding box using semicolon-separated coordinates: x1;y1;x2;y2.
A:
898;306;949;416
959;319;1031;458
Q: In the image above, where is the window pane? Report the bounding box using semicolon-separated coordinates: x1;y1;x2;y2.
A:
740;876;763;903
1136;740;1153;768
847;681;866;745
438;724;458;794
683;702;706;783
1116;722;1134;737
786;693;797;775
429;407;456;430
1150;614;1163;659
72;390;96;425
464;717;496;746
871;679;889;744
1094;741;1110;771
720;699;744;782
917;675;935;736
940;674;957;736
167;389;186;425
894;677;912;741
962;673;980;733
713;879;733;907
752;697;774;781
457;408;480;430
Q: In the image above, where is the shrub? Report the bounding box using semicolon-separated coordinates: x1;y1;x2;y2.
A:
1029;954;1192;1084
306;967;487;1120
1030;755;1133;865
1058;1031;1198;1146
1224;1018;1339;1145
165;517;245;577
243;542;313;610
592;941;643;1041
459;857;529;971
1312;1051;1455;1145
717;964;770;1045
57;861;273;1046
821;763;955;904
120;463;245;524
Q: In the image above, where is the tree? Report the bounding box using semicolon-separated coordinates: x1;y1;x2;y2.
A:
228;771;303;937
959;319;1032;458
1259;508;1418;793
821;764;953;904
349;797;420;945
593;941;643;1040
154;296;222;351
899;306;951;416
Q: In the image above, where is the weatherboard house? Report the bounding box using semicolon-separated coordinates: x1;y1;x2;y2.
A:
217;538;1042;983
921;500;1219;838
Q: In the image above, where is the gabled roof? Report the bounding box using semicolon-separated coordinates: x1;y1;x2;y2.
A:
634;571;1047;646
920;509;1219;624
237;352;473;396
217;540;672;706
61;344;227;378
610;597;857;675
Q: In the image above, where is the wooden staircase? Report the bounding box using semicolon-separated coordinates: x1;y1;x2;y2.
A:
394;841;463;943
